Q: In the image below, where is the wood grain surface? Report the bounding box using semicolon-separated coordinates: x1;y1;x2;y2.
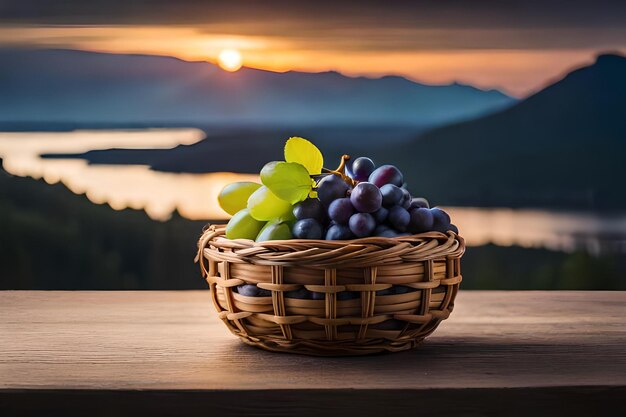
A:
1;290;625;416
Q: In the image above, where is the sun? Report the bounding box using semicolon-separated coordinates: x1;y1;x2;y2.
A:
217;49;243;72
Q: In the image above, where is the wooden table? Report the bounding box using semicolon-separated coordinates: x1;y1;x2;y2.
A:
1;291;624;416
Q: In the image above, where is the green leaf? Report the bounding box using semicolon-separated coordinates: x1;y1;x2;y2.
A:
260;161;312;204
284;137;324;175
247;185;293;221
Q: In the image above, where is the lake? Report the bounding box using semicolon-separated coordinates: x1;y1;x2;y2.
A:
1;128;625;255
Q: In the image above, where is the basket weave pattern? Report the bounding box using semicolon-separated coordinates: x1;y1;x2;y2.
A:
198;224;465;356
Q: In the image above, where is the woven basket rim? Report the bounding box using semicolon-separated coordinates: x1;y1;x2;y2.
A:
197;224;465;271
200;223;465;243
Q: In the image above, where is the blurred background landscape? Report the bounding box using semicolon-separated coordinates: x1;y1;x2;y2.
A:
1;1;625;290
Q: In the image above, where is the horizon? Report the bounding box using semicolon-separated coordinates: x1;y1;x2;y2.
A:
3;45;624;100
2;1;626;97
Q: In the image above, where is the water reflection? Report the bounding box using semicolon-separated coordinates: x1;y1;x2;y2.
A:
446;207;626;255
0;129;256;220
1;129;625;254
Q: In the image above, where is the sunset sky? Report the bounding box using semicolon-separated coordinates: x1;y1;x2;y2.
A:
1;1;625;96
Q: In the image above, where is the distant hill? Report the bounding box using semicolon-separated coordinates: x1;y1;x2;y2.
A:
390;53;626;209
0;48;514;127
42;126;429;174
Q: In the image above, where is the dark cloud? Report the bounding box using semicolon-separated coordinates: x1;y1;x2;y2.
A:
2;0;626;28
1;0;625;50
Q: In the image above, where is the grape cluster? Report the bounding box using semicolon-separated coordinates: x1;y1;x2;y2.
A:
217;137;458;242
216;138;461;300
291;157;458;240
234;283;416;299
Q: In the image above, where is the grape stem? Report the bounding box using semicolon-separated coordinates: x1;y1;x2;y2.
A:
318;154;356;187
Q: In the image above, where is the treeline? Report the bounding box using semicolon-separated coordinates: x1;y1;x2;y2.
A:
462;245;625;290
1;163;624;290
0;162;207;289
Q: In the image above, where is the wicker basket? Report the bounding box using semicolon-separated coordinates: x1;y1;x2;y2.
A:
197;224;465;356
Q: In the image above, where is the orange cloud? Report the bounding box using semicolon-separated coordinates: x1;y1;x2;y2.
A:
1;25;624;96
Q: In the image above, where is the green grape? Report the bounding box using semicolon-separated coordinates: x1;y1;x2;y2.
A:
275;210;297;226
260;161;312;204
256;221;293;242
218;182;261;215
225;208;265;240
247;185;292;221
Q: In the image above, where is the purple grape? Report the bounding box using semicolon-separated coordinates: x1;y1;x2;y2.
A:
400;188;412;209
376;287;395;296
368;165;403;188
430;207;451;224
337;291;359;300
292;219;323;239
293;198;325;222
373;225;394;237
311;291;325;300
388;206;410;232
317;174;350;206
309;290;358;300
285;288;311;299
433;222;456;233
380;184;403;207
431;208;452;233
237;284;271;297
372;207;389;223
374;224;391;234
350;182;382;213
327;197;354;225
433;223;451;233
325;224;355;240
349;157;376;182
376;286;417;296
395;285;417;294
348;213;376;237
408;207;434;233
409;197;430;210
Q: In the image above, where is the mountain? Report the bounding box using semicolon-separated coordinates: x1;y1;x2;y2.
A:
0;48;514;127
390;53;626;209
